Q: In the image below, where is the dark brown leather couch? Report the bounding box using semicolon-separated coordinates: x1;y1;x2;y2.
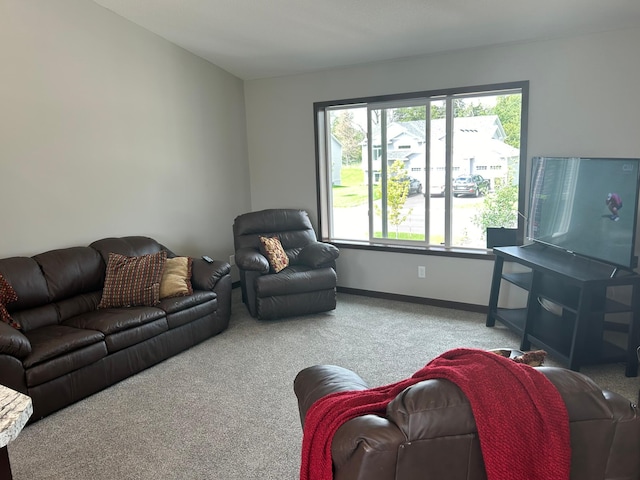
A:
294;364;640;480
0;236;232;421
233;209;339;320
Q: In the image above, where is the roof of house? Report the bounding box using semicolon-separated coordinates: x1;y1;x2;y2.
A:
370;116;506;146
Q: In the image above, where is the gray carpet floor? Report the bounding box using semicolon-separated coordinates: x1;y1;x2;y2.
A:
8;289;639;480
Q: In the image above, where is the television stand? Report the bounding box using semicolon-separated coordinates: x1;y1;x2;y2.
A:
486;245;640;377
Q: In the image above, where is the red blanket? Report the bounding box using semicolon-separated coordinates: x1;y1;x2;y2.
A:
300;348;571;480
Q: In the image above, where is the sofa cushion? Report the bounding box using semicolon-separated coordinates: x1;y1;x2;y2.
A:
11;304;61;333
63;306;165;335
157;290;217;315
90;236;164;264
56;292;102;322
0;273;20;329
160;256;193;299
233;209;318;251
259;236;289;273
0;257;51;316
26;342;108;388
23;325;105;368
34;247;104;302
98;251;167;308
162;296;217;329
104;318;168;353
255;265;337;297
0;321;31;358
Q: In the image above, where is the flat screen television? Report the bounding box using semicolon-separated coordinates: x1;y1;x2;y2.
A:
527;156;640;271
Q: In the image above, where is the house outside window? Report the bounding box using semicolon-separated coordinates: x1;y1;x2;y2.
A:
316;82;528;252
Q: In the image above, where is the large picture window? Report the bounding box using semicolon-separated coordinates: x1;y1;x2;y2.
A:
316;82;528;253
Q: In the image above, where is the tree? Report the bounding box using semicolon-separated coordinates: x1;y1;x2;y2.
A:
470;94;521;237
471;166;519;237
331;110;364;165
392;106;426;122
494;95;522;149
454;100;492;118
375;160;412;238
430;100;492;119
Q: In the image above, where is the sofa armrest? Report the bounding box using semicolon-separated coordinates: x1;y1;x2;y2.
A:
294;364;369;427
294;365;403;479
0;321;32;359
235;247;270;273
601;389;640;478
191;257;231;291
332;415;406;475
296;242;339;268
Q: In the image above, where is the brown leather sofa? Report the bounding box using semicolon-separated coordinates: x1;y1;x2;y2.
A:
0;236;232;422
233;209;339;320
294;364;640;480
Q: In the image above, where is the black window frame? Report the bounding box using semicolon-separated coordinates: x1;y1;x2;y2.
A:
314;80;529;259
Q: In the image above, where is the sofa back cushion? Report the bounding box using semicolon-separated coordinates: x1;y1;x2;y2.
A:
0;257;58;331
34;247;104;303
90;236;164;264
233;209;318;254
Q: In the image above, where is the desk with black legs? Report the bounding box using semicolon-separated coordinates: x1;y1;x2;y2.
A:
486;245;640;377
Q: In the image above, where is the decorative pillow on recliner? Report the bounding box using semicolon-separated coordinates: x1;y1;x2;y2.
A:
0;273;20;330
160;256;193;299
98;251;167;308
259;236;289;273
297;242;339;268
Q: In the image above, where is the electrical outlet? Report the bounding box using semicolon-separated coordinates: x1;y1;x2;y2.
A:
229;254;235;266
418;266;426;278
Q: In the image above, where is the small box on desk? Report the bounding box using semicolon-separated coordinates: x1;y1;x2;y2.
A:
487;228;517;248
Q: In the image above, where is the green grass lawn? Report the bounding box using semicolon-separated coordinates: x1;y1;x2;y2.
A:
374;232;426;241
333;167;378;208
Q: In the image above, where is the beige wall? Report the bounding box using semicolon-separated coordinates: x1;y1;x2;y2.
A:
4;1;639;307
244;27;640;306
0;0;251;260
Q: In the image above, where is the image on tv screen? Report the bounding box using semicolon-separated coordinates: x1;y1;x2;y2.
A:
528;157;640;269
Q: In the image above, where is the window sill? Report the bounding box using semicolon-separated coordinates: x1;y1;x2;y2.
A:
330;240;496;260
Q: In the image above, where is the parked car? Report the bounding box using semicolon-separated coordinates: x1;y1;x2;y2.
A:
408;177;423;195
453;174;490;197
397;176;423;195
430;183;445;197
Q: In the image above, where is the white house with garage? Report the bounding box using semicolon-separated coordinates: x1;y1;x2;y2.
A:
362;116;519;190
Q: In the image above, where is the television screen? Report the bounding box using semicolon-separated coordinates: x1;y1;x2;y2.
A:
527;156;640;270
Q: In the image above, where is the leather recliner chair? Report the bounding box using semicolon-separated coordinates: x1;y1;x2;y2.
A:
294;364;640;480
232;209;339;320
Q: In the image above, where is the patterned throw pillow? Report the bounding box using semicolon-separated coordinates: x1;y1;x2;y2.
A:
160;256;193;299
259;236;289;273
98;251;167;308
0;273;20;329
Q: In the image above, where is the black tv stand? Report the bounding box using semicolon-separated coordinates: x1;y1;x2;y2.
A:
486;245;640;376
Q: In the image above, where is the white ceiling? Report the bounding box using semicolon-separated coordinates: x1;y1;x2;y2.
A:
92;0;640;80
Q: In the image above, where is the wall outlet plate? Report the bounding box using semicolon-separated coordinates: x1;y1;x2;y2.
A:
418;266;426;278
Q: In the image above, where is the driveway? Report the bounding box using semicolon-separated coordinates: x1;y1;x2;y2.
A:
332;193;487;248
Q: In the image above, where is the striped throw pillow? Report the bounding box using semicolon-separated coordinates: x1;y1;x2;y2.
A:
98;251;167;308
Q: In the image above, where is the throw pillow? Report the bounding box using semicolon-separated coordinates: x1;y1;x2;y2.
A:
489;348;547;367
259;236;289;273
160;256;193;299
0;273;20;330
98;251;167;308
